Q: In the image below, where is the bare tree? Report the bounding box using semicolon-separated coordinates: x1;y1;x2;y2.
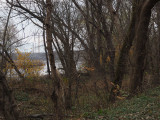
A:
110;0;158;101
0;2;19;119
130;0;160;95
50;0;81;109
45;0;65;119
6;0;66;119
109;0;160;102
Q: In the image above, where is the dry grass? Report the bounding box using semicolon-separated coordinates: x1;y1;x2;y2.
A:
5;73;156;120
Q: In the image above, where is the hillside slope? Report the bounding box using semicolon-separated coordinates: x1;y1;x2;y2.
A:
81;86;160;120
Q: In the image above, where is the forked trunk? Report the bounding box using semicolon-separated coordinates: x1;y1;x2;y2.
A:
130;0;160;95
109;0;160;101
109;0;141;102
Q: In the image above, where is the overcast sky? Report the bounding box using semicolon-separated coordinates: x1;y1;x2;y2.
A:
0;0;45;53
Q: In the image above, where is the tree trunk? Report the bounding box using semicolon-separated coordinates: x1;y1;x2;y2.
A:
43;24;51;77
113;0;142;88
109;0;141;102
64;51;75;109
0;71;19;120
1;5;12;71
46;0;65;119
153;3;160;85
109;0;160;101
130;0;160;95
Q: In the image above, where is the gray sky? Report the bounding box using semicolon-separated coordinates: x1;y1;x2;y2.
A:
0;0;45;53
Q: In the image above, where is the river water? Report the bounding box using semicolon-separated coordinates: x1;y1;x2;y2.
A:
40;60;84;75
6;60;84;78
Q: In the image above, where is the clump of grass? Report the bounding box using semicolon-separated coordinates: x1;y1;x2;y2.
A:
15;91;29;101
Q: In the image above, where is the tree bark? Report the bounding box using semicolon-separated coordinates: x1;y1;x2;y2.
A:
113;0;142;88
153;3;160;85
0;71;19;120
109;0;160;101
46;0;65;119
43;24;51;77
130;0;160;95
109;0;141;102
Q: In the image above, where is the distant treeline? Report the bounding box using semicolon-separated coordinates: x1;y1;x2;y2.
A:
11;51;85;61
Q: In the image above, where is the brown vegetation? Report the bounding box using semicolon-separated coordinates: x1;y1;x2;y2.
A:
0;0;160;119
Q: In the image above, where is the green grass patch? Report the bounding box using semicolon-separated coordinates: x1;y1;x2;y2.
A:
82;86;160;120
15;91;30;101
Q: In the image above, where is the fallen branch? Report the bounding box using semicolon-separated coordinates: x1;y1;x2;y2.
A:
20;114;75;119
